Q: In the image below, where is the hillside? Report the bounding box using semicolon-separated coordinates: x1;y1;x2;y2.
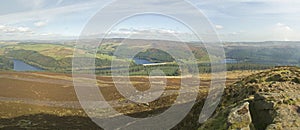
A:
200;66;300;130
1;66;299;129
0;70;256;129
225;41;300;66
0;56;13;70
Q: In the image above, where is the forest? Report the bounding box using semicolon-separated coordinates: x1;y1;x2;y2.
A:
0;56;13;70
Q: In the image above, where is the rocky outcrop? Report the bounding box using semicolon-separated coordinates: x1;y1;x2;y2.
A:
227;102;252;130
249;94;276;130
199;67;300;130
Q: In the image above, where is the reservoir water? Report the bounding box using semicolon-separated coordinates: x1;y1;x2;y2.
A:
13;60;43;71
223;59;238;64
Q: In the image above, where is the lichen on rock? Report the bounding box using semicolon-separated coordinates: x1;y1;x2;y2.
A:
228;102;252;130
199;67;300;130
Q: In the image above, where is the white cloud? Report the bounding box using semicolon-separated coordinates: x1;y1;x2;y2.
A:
276;22;292;31
230;32;238;35
215;25;224;29
114;28;180;35
275;22;293;32
40;32;56;36
17;27;30;32
276;23;284;26
0;25;31;33
0;25;5;29
34;21;48;27
274;22;294;41
1;0;300;41
104;27;197;41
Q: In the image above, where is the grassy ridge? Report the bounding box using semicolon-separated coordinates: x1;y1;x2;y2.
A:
135;48;175;63
1;43;76;60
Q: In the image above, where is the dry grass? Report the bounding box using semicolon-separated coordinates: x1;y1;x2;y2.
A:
0;70;258;128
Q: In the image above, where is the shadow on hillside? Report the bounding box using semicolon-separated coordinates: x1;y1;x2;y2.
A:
0;99;205;129
0;113;102;130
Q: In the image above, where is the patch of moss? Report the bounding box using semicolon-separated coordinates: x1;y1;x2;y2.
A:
292;77;300;84
266;74;285;82
248;78;258;84
283;98;296;105
198;109;229;130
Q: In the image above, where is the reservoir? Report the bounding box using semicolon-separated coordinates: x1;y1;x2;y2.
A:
13;60;43;71
223;59;238;64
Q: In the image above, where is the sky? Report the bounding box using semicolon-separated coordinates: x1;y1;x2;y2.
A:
0;0;299;42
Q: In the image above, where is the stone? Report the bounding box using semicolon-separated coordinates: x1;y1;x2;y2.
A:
17;119;32;128
228;102;252;130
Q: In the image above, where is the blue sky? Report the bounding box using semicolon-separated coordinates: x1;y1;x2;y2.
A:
0;0;299;41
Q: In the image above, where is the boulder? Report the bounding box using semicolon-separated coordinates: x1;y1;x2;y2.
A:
228;102;252;130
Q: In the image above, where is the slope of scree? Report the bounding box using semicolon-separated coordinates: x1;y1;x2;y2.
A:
199;66;300;130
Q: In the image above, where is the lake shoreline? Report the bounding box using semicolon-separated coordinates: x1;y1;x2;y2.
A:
13;59;44;72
